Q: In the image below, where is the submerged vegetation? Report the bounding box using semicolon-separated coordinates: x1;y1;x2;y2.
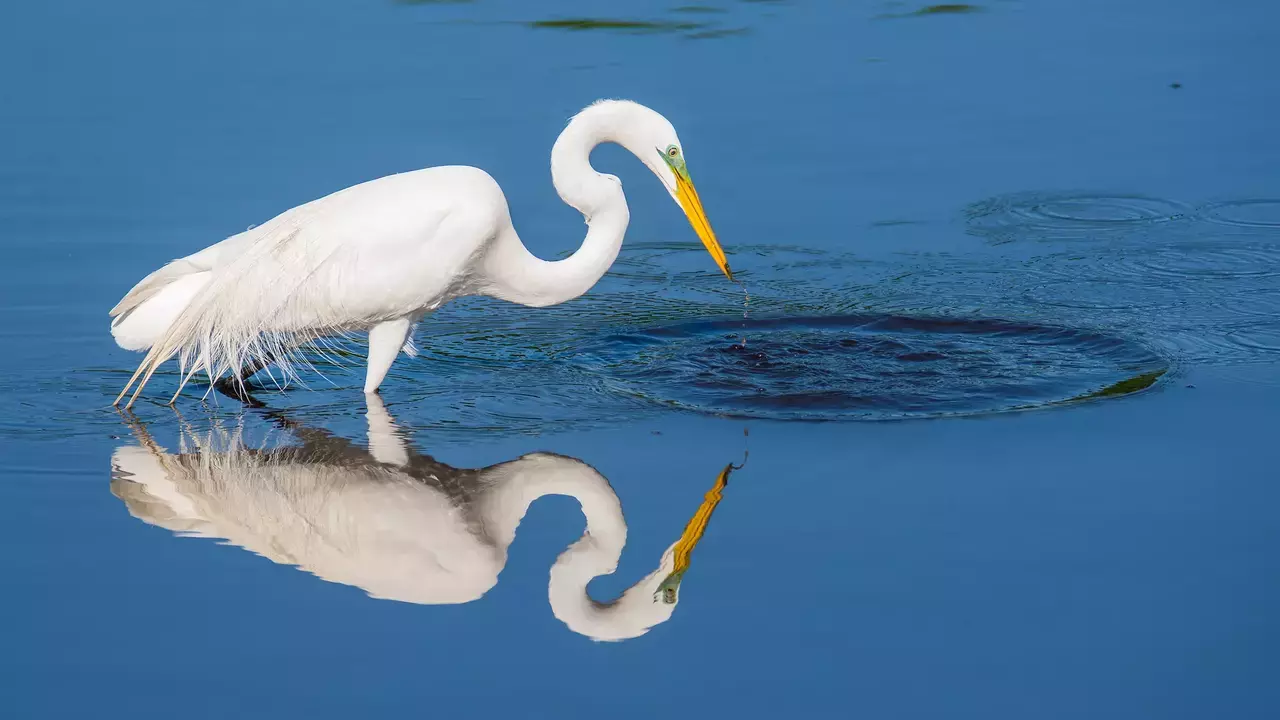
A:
396;2;989;38
396;1;770;39
525;16;753;39
914;4;982;14
1077;370;1167;400
877;4;984;19
528;18;708;33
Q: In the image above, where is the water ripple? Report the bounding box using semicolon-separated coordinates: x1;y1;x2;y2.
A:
965;191;1194;243
1106;242;1280;281
580;315;1168;421
1199;199;1280;229
1225;323;1280;354
12;190;1280;440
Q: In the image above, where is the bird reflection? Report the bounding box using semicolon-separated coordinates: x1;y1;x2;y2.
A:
109;396;734;642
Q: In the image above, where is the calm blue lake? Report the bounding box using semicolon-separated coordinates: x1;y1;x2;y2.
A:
2;1;1278;717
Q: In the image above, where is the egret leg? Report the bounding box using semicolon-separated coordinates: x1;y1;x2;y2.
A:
211;355;273;407
364;393;409;466
364;317;413;394
213;377;267;408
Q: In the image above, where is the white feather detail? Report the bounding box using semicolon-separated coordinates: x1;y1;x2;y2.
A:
401;324;420;358
116;203;360;406
110;99;695;407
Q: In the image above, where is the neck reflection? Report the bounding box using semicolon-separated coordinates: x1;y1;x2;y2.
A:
109;397;735;642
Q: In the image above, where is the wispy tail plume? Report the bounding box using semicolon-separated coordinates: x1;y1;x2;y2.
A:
114;206;354;408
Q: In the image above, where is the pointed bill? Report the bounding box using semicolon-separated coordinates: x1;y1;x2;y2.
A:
673;173;733;281
661;146;733;281
654;461;735;604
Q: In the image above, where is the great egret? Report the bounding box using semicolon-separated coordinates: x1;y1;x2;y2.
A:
109;396;735;642
109;99;733;408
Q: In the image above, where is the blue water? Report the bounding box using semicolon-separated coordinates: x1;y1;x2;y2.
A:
3;1;1279;717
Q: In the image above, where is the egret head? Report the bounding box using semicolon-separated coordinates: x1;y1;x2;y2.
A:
605;101;730;281
653;570;684;605
559;99;734;282
647;140;733;281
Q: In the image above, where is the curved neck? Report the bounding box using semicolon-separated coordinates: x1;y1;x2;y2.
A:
546;463;732;642
477;453;628;554
481;103;655;307
548;536;680;643
476;451;675;642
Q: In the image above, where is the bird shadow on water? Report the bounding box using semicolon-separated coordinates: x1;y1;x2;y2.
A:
108;396;739;642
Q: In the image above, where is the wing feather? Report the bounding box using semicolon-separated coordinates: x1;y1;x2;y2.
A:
117;203;353;406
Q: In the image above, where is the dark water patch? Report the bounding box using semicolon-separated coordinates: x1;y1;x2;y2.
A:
581;315;1169;421
686;26;751;39
913;4;982;14
878;4;984;19
16;226;1279;441
1199;199;1280;229
528;18;709;33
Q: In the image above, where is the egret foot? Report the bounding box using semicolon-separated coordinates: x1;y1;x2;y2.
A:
213;376;266;408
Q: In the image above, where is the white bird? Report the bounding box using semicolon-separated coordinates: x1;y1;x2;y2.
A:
109;99;733;408
110;396;735;642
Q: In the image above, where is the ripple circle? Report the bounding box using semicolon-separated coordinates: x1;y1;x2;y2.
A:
1110;243;1280;281
1200;199;1280;229
582;315;1169;421
1225;323;1280;354
966;192;1193;241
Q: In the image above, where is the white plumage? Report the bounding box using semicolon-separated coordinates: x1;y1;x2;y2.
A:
109;99;732;407
110;396;734;642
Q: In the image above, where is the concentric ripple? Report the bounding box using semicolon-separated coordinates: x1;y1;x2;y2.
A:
1220;289;1280;320
1020;278;1189;311
965;191;1193;243
581;314;1169;421
1199;199;1280;229
1225;323;1280;354
1103;243;1280;281
20;223;1274;440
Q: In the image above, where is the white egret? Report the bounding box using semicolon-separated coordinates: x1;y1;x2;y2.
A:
109;99;733;408
109;396;735;642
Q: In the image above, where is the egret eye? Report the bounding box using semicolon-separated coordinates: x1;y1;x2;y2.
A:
667;145;680;158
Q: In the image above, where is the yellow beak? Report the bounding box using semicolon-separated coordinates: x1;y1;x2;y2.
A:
655;461;736;604
673;172;733;281
669;462;733;575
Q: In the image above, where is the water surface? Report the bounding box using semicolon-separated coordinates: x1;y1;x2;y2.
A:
1;0;1278;718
